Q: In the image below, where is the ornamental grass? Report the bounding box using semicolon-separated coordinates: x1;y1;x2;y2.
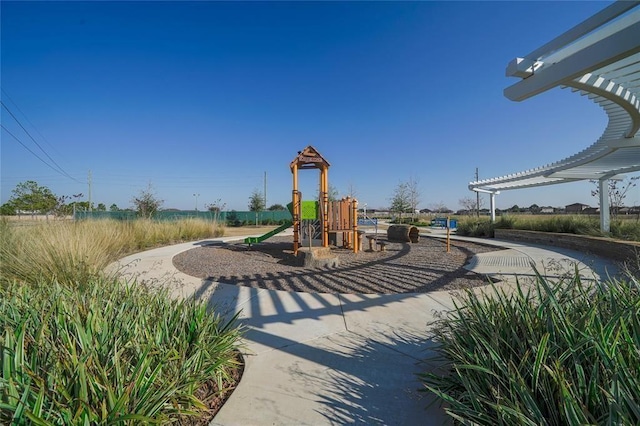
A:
0;217;241;423
1;278;241;424
421;267;640;425
456;214;640;242
0;218;224;287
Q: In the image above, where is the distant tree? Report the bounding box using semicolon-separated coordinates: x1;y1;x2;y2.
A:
459;197;478;215
69;201;92;212
205;199;226;222
248;189;265;212
459;195;486;217
206;199;226;212
96;203;106;211
109;203;119;212
226;210;241;227
430;202;452;214
347;182;357;199
132;184;163;219
529;204;541;214
318;184;340;202
52;193;84;217
407;176;421;221
591;176;639;217
268;204;287;211
9;181;57;216
0;202;16;216
390;181;411;219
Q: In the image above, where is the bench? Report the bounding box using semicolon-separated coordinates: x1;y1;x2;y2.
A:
365;235;387;251
365;235;375;251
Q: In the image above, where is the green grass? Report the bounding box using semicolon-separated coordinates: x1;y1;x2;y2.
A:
421;267;640;425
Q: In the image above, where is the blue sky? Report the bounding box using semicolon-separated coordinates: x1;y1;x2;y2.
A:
2;1;637;211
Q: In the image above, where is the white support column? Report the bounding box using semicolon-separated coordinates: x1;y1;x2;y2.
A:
599;178;610;232
490;192;497;222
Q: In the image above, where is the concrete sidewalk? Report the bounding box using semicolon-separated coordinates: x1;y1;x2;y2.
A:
110;230;619;426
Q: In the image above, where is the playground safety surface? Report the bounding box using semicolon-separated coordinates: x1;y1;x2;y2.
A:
172;236;503;294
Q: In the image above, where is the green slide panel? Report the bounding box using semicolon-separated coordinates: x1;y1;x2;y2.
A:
244;221;292;245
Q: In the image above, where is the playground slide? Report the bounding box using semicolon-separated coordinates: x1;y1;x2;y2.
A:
244;221;292;245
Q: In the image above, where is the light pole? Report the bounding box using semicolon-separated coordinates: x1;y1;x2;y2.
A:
193;193;200;211
363;203;367;218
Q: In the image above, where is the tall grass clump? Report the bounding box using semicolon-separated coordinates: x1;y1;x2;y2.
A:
611;218;640;242
456;214;640;242
456;218;495;237
0;218;224;287
421;268;640;424
0;276;242;424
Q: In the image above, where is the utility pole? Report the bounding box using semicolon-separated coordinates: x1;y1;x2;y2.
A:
193;193;200;211
88;170;92;212
264;171;267;209
475;167;480;217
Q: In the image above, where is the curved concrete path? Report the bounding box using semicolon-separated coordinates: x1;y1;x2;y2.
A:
109;230;618;426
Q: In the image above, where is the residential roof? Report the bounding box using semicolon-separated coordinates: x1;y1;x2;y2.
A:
470;1;640;193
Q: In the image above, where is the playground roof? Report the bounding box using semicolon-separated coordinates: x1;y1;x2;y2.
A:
469;1;640;194
290;145;331;171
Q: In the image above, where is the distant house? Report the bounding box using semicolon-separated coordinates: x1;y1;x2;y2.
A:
583;207;599;215
565;203;591;213
540;206;555;214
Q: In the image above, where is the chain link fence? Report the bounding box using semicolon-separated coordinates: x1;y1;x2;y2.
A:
74;210;292;225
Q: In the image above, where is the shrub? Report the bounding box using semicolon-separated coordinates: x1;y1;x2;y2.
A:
421;268;640;424
456;218;494;237
0;277;242;424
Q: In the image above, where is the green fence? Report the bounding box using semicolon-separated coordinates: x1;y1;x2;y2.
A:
74;210;292;225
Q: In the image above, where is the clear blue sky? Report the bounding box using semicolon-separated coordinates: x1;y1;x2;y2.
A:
2;1;637;211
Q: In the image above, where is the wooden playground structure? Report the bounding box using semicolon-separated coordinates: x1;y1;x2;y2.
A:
290;146;360;256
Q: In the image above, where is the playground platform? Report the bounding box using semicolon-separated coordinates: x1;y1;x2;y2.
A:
110;230;619;425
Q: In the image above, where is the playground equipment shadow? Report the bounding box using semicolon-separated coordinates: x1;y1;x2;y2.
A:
110;229;619;425
176;236;491;295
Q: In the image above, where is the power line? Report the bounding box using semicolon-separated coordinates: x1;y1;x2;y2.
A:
1;124;80;180
1;100;80;183
1;88;63;157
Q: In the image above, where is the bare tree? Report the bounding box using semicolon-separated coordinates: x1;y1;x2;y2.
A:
328;184;340;202
590;176;639;218
407;176;421;221
316;184;340;202
459;196;485;216
347;182;357;199
430;202;452;214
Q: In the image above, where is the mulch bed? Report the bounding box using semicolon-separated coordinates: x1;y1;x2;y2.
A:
173;235;503;294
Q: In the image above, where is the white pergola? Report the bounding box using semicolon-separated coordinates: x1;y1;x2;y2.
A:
469;1;640;232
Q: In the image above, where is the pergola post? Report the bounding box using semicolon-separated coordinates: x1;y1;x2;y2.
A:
490;192;497;222
599;178;610;233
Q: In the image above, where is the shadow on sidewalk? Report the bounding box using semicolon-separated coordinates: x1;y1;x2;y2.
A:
193;280;453;424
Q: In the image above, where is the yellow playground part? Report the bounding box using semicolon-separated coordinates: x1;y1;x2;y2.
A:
290;146;359;255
